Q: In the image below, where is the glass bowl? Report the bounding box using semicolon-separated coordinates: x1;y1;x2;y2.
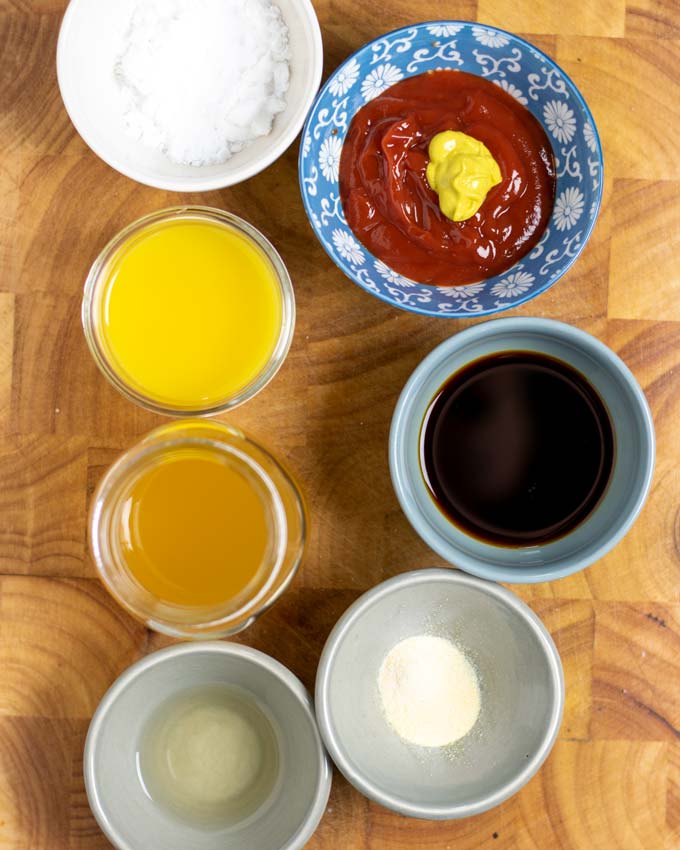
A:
89;420;306;638
82;206;295;416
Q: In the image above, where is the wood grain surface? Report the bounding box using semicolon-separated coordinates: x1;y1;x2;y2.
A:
1;1;679;848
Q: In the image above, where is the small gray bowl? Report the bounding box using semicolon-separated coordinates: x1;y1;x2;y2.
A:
390;317;655;583
85;643;331;850
315;569;564;820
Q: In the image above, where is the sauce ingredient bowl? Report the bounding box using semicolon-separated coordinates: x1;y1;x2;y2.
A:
299;21;603;317
85;643;331;850
89;420;306;638
315;569;564;819
390;318;655;583
57;0;322;191
82;207;295;417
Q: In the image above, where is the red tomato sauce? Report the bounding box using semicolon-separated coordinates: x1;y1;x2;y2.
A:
339;70;556;287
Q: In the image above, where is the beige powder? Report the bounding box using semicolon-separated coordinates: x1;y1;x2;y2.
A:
378;635;481;747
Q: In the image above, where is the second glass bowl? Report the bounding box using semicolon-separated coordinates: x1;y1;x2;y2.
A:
89;420;306;638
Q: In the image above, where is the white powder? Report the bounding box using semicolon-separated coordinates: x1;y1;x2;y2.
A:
378;635;481;748
115;0;290;166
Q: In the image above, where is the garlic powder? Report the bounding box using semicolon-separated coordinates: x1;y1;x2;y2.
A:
378;634;481;748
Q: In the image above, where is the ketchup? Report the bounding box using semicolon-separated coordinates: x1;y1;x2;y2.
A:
339;70;556;286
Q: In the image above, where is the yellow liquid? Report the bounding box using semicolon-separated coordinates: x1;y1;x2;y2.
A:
99;218;283;408
120;450;272;608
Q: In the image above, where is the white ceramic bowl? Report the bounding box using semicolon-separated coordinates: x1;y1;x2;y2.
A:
57;0;323;191
85;643;331;850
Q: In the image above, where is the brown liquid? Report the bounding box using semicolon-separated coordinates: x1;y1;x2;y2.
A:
420;351;614;546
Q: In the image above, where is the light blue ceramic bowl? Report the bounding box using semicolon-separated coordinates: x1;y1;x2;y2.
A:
389;318;655;583
299;21;603;318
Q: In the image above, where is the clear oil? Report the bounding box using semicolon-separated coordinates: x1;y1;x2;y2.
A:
137;684;280;829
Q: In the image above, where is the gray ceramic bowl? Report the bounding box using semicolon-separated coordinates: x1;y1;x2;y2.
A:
85;643;331;850
390;317;655;583
315;569;564;819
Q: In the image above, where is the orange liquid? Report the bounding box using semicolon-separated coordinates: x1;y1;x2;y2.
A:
119;450;272;608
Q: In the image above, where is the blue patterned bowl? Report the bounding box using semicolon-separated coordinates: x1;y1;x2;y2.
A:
299;22;603;318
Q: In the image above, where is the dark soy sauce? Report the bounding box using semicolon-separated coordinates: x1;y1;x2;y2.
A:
420;351;615;547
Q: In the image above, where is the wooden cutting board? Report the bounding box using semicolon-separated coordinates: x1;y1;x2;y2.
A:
1;1;679;848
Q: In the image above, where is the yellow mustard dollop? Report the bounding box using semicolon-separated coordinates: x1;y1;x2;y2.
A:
426;131;502;222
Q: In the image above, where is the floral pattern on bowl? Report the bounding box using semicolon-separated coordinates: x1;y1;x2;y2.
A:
299;22;603;318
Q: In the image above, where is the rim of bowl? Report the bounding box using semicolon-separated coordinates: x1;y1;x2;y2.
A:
85;642;332;850
315;568;565;819
57;0;323;191
298;20;604;318
389;317;656;582
81;206;296;417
